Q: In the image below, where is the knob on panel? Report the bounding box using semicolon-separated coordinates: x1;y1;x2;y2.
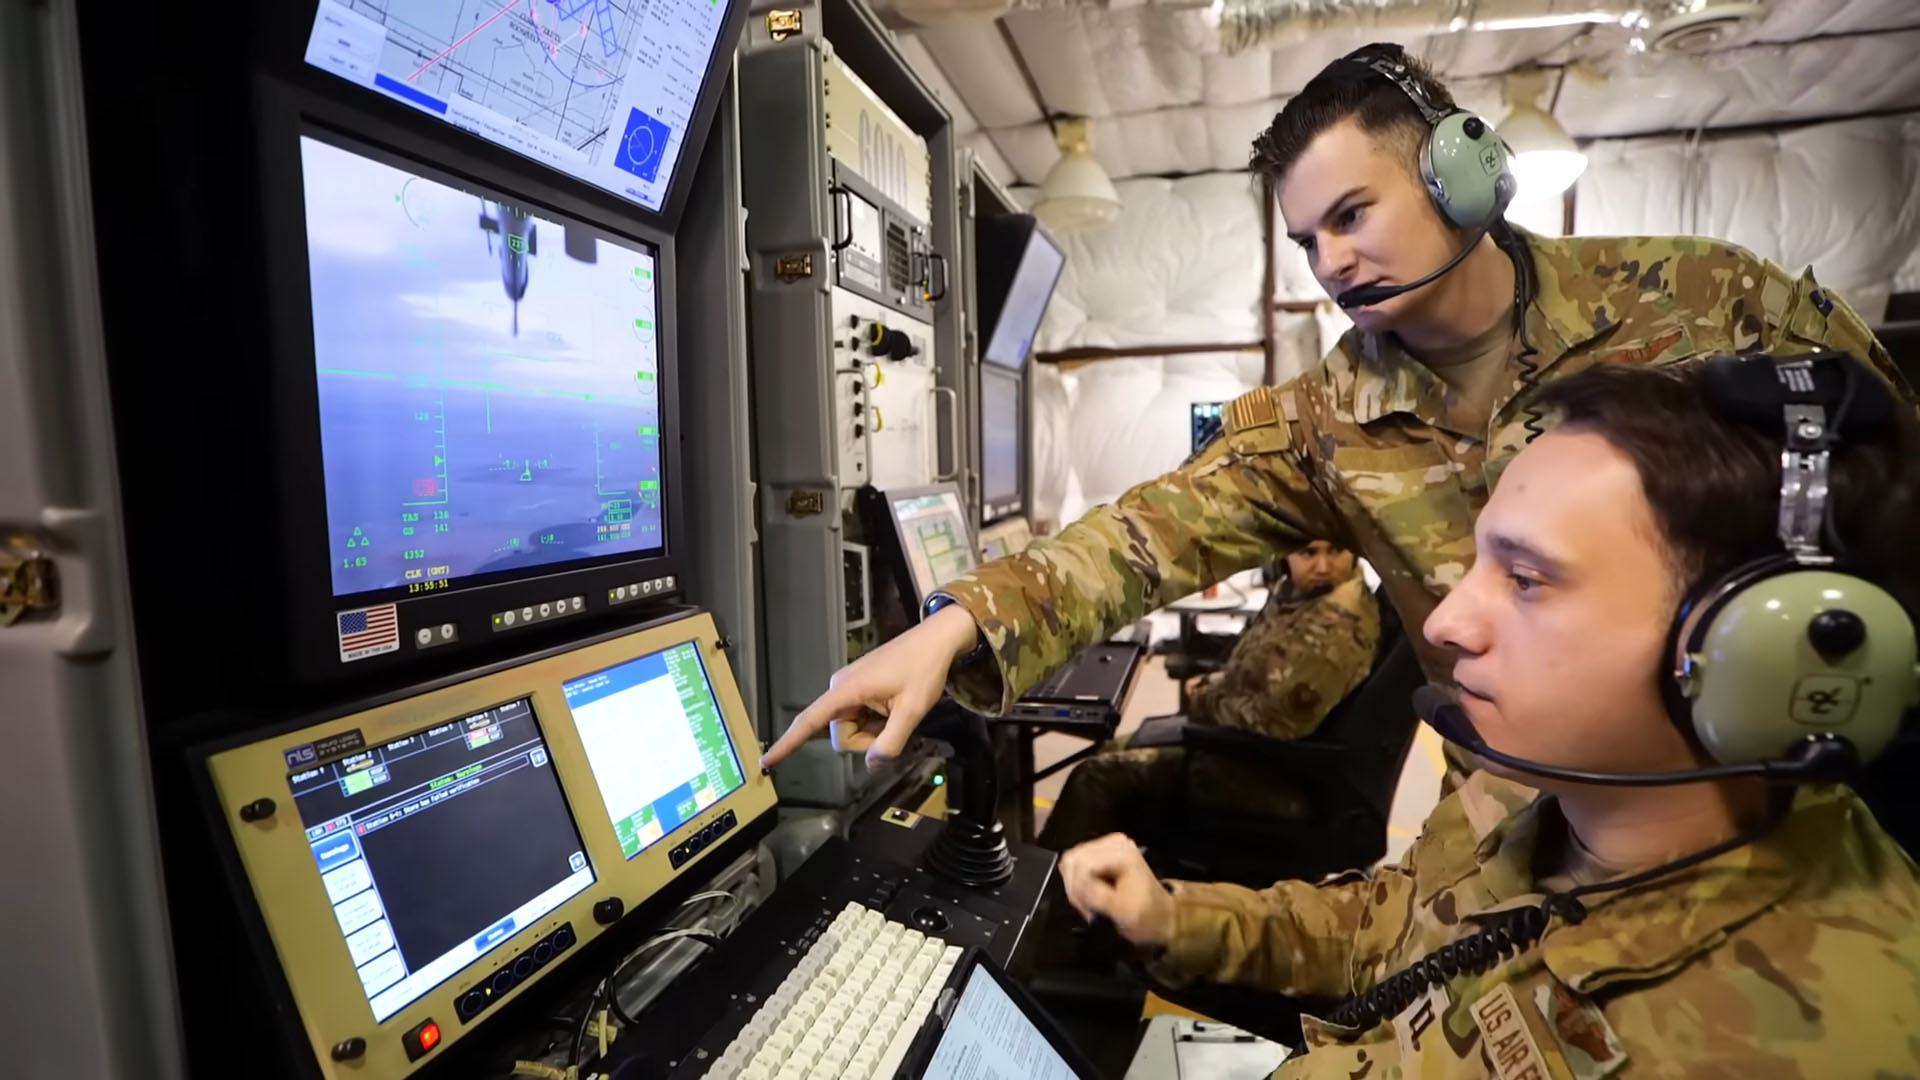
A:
593;897;625;925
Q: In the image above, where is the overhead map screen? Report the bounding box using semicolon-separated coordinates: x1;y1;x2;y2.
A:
301;135;665;601
286;699;593;1022
304;0;729;213
561;641;746;859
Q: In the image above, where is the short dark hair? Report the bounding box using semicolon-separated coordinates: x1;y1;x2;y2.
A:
1534;361;1919;613
1250;48;1450;183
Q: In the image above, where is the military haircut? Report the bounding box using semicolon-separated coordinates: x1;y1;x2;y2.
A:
1535;362;1920;613
1249;47;1449;184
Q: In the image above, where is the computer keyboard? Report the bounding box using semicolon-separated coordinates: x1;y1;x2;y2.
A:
699;901;962;1080
605;836;1050;1080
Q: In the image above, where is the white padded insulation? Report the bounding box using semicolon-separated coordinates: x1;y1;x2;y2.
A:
893;34;1018;186
1574;113;1920;323
1008;172;1274;527
899;3;1920;185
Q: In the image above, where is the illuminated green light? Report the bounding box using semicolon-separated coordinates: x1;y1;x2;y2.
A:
932;774;945;786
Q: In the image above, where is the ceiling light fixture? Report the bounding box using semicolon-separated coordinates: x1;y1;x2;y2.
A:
1500;70;1587;201
1033;117;1120;232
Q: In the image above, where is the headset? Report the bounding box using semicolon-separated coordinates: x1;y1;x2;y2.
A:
1336;351;1920;1032
1321;43;1518;310
1422;350;1920;787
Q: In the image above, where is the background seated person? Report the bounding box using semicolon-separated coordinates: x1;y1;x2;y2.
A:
1038;540;1379;852
1058;359;1920;1076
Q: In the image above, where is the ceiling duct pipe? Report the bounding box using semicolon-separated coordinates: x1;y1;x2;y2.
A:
1208;0;1766;56
885;0;1766;57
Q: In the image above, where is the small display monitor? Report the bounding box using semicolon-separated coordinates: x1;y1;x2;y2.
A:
1191;402;1224;454
562;640;747;860
302;0;742;218
301;132;666;608
886;483;978;605
980;365;1024;523
286;700;593;1023
977;214;1065;370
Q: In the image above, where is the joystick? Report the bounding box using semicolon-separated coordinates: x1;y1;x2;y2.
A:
914;701;1015;887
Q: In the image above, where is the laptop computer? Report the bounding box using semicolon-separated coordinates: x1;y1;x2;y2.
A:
1005;641;1146;731
894;948;1102;1080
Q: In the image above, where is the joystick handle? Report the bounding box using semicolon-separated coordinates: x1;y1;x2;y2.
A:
916;701;1014;887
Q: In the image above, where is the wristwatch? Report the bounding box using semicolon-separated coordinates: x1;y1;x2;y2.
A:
923;592;989;666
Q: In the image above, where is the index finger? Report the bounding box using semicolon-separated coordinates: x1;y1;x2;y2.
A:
760;683;863;767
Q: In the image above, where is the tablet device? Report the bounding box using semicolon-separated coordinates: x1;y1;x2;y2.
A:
898;950;1101;1080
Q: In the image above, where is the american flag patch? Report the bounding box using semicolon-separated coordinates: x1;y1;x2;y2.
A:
1226;389;1277;433
337;603;399;663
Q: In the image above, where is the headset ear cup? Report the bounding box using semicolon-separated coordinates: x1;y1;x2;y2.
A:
1426;112;1511;228
1664;556;1802;760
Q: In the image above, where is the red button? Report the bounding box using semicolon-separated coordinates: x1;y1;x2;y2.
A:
402;1017;442;1061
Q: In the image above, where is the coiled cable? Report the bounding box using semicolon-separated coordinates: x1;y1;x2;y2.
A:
1330;793;1787;1031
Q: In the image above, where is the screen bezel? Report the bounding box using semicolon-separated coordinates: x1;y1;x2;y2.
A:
881;481;977;607
268;0;750;232
976;213;1065;372
199;609;778;1080
560;638;749;862
978;364;1025;524
256;79;688;682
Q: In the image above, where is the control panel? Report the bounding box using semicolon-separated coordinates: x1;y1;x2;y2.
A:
199;611;774;1080
832;289;937;494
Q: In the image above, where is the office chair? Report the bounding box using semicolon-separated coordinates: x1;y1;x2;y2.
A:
1141;619;1427;892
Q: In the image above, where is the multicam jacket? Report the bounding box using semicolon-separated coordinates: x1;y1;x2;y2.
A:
1146;773;1920;1079
1188;568;1380;739
935;229;1912;713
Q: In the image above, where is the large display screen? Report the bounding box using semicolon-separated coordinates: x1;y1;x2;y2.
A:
889;488;977;603
981;366;1022;522
302;134;665;602
303;0;730;214
562;641;746;860
982;228;1065;370
287;700;593;1022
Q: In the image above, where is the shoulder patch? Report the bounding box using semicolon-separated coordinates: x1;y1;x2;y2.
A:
1759;263;1795;325
1533;981;1627;1080
1226;388;1278;433
1471;984;1552;1080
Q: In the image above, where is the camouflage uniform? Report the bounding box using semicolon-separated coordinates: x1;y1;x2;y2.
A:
1038;569;1379;851
933;229;1914;714
1143;771;1920;1078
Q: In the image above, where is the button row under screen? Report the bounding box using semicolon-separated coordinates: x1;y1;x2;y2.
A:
669;809;739;869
